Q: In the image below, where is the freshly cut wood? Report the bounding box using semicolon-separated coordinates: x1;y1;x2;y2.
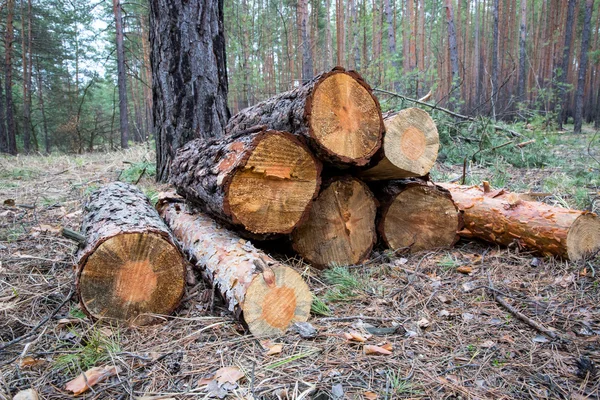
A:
226;67;384;167
292;177;377;268
359;108;439;180
377;180;460;252
170;126;321;236
439;183;600;260
76;182;186;326
157;194;312;336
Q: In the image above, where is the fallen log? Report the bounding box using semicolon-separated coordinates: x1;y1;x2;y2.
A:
292;177;377;268
226;67;384;167
76;182;186;326
438;183;600;260
157;194;312;336
376;180;460;252
359;108;439;180
170;126;321;236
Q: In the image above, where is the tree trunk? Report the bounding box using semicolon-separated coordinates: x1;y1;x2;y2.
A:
35;57;49;154
557;0;576;130
292;176;377;268
170;127;321;236
359;108;439;180
491;0;500;118
325;0;332;69
445;0;460;108
5;0;16;155
516;0;527;104
226;67;383;167
298;0;313;81
150;0;230;182
113;0;129;149
76;182;186;326
383;0;399;90
335;0;345;66
574;0;594;134
376;180;460;253
157;195;312;336
0;50;6;154
438;183;600;260
20;0;31;153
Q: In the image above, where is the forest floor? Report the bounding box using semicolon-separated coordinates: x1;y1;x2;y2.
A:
0;126;599;399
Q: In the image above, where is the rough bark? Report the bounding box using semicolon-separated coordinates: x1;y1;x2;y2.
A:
170;127;321;236
445;0;460;106
150;0;230;182
4;0;16;155
574;0;594;134
113;0;129;149
298;0;313;81
0;52;6;154
21;0;31;153
491;0;500;117
359;108;439;181
383;0;399;90
517;0;527;104
76;182;186;326
438;183;600;260
557;0;576;130
226;67;383;167
157;194;312;337
292;177;377;268
376;180;460;253
35;57;49;154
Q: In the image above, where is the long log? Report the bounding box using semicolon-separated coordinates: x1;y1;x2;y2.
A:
359;108;439;180
157;194;312;336
292;177;378;268
76;182;186;326
438;183;600;260
170;126;321;236
226;67;384;167
376;180;460;252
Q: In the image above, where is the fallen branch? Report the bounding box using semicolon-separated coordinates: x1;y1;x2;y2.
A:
374;88;523;138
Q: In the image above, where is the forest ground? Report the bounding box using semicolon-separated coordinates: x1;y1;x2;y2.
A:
0;125;599;399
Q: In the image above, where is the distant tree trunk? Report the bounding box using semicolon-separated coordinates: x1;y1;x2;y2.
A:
383;0;399;89
35;57;49;154
4;0;16;155
595;81;600;129
445;0;460;109
516;0;527;104
150;0;230;182
113;0;129;149
325;0;332;69
140;14;153;142
0;59;6;154
574;0;594;134
335;0;345;66
298;0;313;81
351;0;360;69
491;0;499;118
557;0;576;130
21;0;32;153
474;0;483;107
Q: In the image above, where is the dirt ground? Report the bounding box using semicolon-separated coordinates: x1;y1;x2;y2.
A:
0;143;599;399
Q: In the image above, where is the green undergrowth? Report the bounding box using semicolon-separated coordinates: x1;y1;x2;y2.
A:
119;161;156;183
54;327;120;374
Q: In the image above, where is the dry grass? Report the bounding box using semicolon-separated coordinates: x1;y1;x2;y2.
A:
1;145;599;399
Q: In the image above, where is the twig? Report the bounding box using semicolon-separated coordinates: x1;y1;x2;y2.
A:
318;315;403;322
374;88;523;138
62;228;86;244
0;288;75;351
134;166;147;185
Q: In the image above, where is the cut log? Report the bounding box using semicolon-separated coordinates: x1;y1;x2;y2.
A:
292;177;377;268
170;126;321;236
376;180;460;252
438;183;600;260
157;194;312;336
226;67;384;167
76;182;186;326
359;108;439;180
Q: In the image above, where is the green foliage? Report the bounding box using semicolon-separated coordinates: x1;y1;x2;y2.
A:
54;327;120;373
322;266;365;302
310;296;332;316
120;161;156;184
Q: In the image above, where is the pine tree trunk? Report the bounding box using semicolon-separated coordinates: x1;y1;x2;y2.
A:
359;108;439;180
438;183;600;260
76;182;186;326
20;0;31;153
517;0;527;104
150;0;230;182
5;0;16;155
0;51;6;154
376;180;460;253
299;0;313;81
226;67;383;167
574;0;594;134
445;0;460;108
292;176;377;268
113;0;129;149
557;0;576;130
157;195;312;336
383;0;399;90
170;127;321;236
35;57;49;154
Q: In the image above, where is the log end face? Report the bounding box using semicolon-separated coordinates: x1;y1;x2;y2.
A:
567;213;600;260
78;233;186;326
226;131;321;234
243;265;312;337
308;73;382;165
381;184;459;253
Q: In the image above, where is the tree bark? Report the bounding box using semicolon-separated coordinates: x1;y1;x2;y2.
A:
445;0;460;109
516;0;527;104
150;0;230;182
574;0;594;134
376;180;460;253
0;48;6;154
359;108;439;180
36;57;49;154
557;0;576;130
76;182;186;326
113;0;129;149
5;0;16;155
383;0;399;90
438;183;600;260
226;67;383;167
20;0;32;153
298;0;313;81
292;176;377;268
157;194;312;336
491;0;500;118
170;127;321;236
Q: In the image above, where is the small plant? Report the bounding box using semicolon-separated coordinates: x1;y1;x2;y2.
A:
386;369;421;396
54;327;120;373
143;188;159;206
120;161;156;184
310;296;332;316
466;344;477;353
322;266;364;303
69;307;87;319
437;255;459;271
